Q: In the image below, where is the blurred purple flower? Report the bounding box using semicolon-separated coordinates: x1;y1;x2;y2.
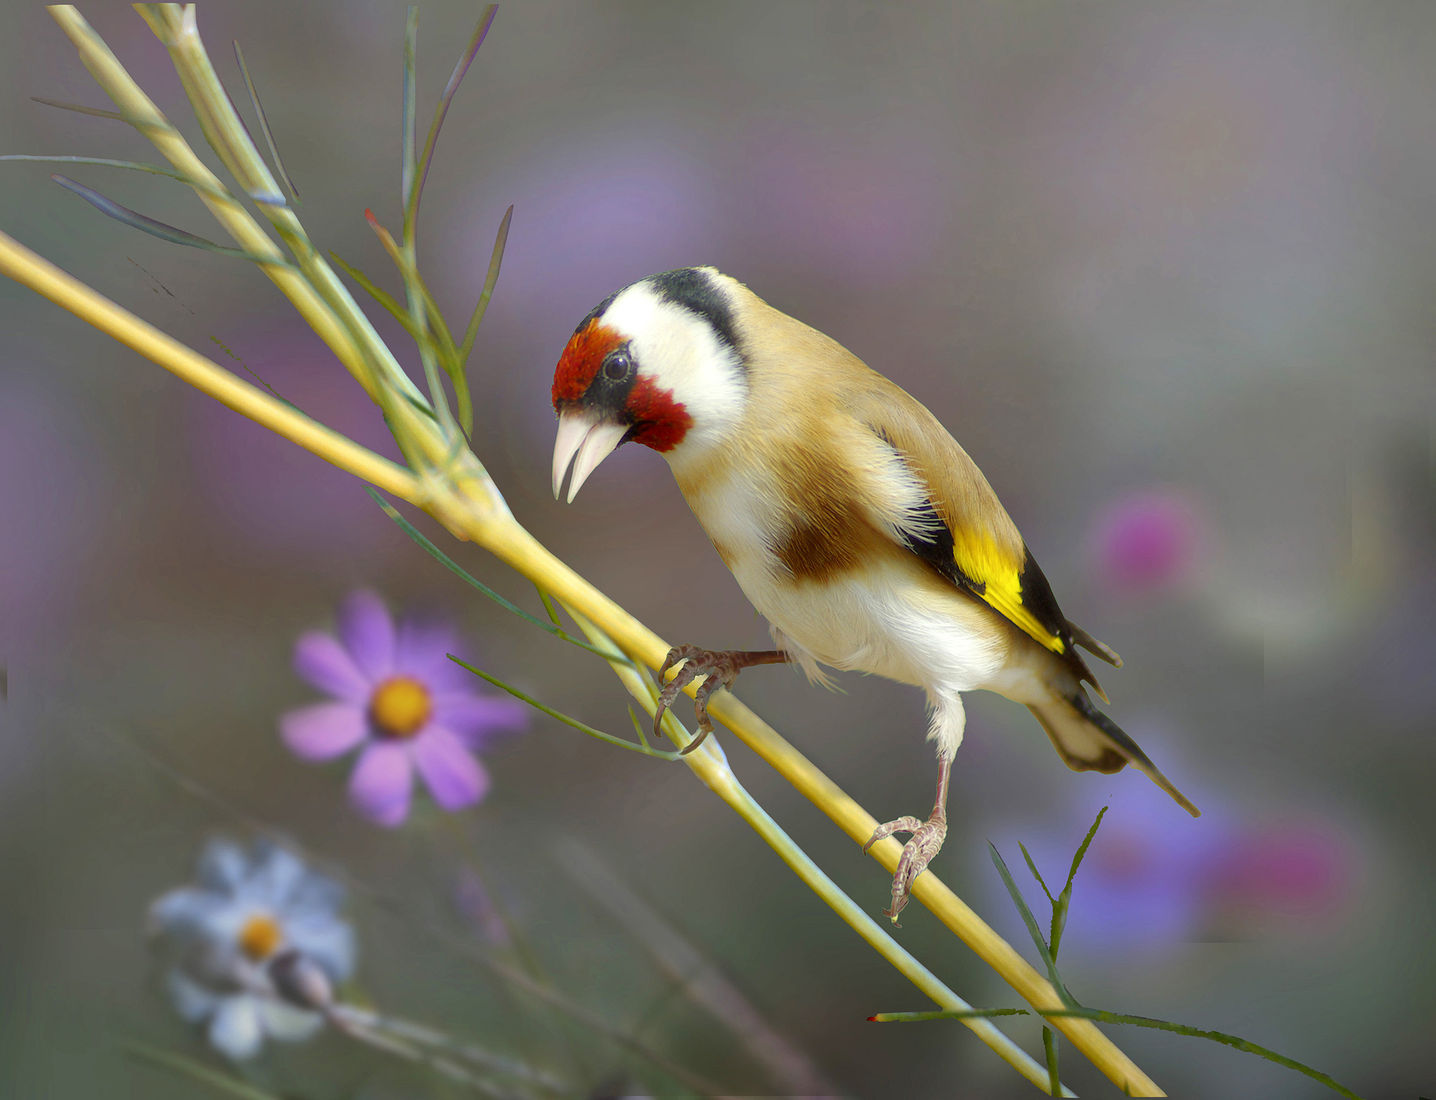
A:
991;757;1352;954
1090;488;1204;592
185;321;403;560
280;591;527;826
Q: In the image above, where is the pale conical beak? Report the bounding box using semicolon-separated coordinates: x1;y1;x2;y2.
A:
552;413;629;502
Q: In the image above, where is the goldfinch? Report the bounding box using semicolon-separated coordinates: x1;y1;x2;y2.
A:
551;267;1200;921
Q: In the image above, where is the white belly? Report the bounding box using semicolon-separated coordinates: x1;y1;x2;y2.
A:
738;555;1010;693
676;462;1038;703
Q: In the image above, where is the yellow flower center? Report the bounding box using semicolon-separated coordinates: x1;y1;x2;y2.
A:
370;675;432;739
238;912;284;962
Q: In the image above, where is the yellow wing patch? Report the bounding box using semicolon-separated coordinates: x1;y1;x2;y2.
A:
953;533;1068;654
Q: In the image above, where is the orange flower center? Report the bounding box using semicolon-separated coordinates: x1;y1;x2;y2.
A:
238;912;283;962
370;675;432;739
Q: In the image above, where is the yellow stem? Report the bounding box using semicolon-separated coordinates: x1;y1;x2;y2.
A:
0;230;414;500
563;610;1074;1095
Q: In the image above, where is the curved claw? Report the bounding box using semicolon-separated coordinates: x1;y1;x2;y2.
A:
864;814;949;925
861;816;924;854
653;648;704;739
650;645;789;751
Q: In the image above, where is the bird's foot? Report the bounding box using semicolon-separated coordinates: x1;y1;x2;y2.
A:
654;645;784;754
862;811;949;924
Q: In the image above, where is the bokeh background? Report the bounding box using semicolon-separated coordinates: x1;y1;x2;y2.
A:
3;3;1434;1097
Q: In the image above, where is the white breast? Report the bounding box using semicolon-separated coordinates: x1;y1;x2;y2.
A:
678;463;1014;699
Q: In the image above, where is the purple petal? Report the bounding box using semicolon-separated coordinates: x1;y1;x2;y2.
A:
431;692;529;747
412;725;489;810
348;742;412;827
338;590;396;680
395;618;461;675
293;632;371;702
280;702;368;761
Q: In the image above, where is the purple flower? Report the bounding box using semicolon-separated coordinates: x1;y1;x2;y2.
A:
280;591;527;826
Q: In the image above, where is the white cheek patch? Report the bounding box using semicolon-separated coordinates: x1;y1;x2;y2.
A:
602;282;747;449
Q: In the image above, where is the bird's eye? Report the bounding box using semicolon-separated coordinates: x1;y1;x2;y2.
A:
602;350;632;382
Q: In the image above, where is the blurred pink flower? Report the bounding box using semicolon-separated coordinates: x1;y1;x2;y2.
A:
1090;488;1204;592
280;591;527;826
991;769;1352;954
1210;820;1351;921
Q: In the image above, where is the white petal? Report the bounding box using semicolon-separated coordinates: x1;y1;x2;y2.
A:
207;995;265;1060
248;842;306;908
165;969;218;1024
285;919;356;983
257;1000;325;1044
148;889;237;947
196;838;249;894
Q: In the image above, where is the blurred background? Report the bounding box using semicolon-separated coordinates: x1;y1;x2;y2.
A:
2;2;1433;1096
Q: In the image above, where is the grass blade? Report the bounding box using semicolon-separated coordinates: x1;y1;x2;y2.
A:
367;487;632;662
330;250;425;340
232;40;299;204
987;842;1075;1007
534;583;562;628
400;7;419;238
1051;806;1107;960
408;4;498;233
1018;841;1055;903
31;95;126;121
51;174;281;263
449;656;679;761
458;203;512;369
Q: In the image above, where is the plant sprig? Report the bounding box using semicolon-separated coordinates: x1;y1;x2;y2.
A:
871;810;1364;1100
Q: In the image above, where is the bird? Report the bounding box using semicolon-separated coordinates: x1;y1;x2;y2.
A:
550;266;1200;922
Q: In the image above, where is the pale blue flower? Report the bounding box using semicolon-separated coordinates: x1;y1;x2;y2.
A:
148;838;355;1060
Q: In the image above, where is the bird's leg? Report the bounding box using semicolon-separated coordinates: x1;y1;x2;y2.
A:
654;645;789;754
862;752;952;924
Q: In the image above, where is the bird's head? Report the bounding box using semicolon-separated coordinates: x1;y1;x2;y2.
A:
550;266;747;501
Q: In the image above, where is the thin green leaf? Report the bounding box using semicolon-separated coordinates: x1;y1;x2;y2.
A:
874;1007;1364;1100
367;488;632;663
5;154;248;208
121;1042;284;1100
534;584;562;628
362;209;459;430
51;174;282;264
1018;841;1055;903
232;40;299;204
457;204;512;369
400;7;420;239
1051;805;1107;961
408;4;498;234
4;154;187;184
450;656;680;761
987;842;1075;1007
1041;1025;1060;1098
628;705;653;751
330;250;425;339
408;272;469;430
31;96;127;121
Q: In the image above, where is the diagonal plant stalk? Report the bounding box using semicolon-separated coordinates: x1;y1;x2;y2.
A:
3;6;1167;1095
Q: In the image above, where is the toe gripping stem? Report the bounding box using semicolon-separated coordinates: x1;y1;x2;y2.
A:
653;646;788;755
